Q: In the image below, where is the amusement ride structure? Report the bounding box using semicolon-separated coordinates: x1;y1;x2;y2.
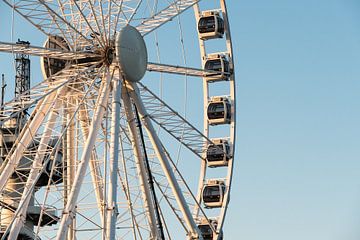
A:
0;0;235;239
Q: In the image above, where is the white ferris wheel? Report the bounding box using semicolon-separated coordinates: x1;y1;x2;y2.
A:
0;0;236;239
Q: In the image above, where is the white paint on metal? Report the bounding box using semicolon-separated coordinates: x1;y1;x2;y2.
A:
116;25;147;82
55;69;112;240
192;1;236;239
105;73;122;239
129;83;201;240
122;85;158;239
0;91;58;193
7;99;61;240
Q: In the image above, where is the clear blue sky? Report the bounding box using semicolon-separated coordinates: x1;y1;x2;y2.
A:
1;1;360;240
228;1;360;240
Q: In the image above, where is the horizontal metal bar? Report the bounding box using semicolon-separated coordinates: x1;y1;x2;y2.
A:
147;62;225;77
0;41;99;60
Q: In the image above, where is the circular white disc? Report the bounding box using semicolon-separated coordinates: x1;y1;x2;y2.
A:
116;25;147;82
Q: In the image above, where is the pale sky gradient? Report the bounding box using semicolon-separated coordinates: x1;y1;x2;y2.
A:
0;1;360;240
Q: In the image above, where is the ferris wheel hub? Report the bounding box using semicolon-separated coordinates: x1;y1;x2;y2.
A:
115;25;148;82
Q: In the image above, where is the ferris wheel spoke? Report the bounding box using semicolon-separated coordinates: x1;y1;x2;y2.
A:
55;0;78;45
127;82;200;240
0;63;100;123
97;1;110;45
87;0;108;45
55;68;112;240
69;0;106;49
153;177;188;232
147;62;225;77
137;82;221;160
106;0;113;43
2;0;91;46
136;0;202;36
125;0;142;24
149;142;215;237
0;41;99;60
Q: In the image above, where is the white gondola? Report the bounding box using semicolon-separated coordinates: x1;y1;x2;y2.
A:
202;179;226;208
197;218;223;240
198;10;225;40
204;53;230;82
207;138;231;167
207;96;231;125
40;35;69;79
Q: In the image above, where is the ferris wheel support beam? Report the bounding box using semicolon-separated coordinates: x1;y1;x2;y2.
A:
55;69;112;240
118;134;139;240
6;99;62;240
122;86;159;240
128;83;202;240
65;95;76;240
105;73;122;239
78;104;105;215
0;90;58;192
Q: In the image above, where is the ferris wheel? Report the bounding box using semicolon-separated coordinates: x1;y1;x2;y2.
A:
0;0;235;239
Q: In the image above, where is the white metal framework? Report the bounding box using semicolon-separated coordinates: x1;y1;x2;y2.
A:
0;0;235;239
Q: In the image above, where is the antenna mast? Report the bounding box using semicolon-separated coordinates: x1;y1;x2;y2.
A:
1;74;5;109
14;39;31;130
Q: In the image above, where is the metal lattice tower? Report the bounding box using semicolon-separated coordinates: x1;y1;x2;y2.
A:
14;39;30;131
15;39;30;99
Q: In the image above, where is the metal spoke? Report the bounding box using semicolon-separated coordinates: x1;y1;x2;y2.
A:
70;0;106;49
2;0;91;46
137;82;219;160
136;0;202;36
0;41;99;60
147;62;226;77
